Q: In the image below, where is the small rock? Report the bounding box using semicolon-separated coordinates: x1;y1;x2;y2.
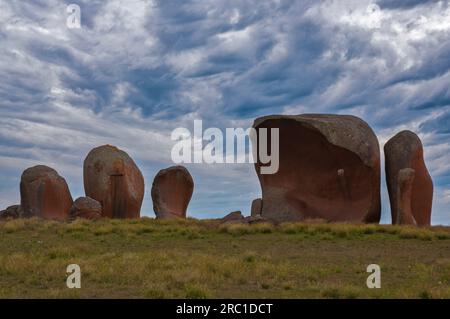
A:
244;214;271;225
250;198;262;216
70;197;102;220
221;211;244;223
0;205;22;220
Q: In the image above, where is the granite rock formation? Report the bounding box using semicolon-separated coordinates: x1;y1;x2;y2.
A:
384;131;433;226
84;145;145;219
151;166;194;219
20;165;73;220
253;114;381;223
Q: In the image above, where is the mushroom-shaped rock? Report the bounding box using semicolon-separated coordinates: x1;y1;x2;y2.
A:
0;205;22;220
70;197;102;220
253;114;381;223
20;165;73;220
384;131;433;226
250;198;262;217
151;166;194;219
83;145;144;219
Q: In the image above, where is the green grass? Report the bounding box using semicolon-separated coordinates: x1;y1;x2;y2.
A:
0;217;449;298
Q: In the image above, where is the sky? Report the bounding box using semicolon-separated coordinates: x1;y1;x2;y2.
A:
0;0;449;224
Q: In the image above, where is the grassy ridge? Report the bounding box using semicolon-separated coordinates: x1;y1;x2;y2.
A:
0;218;449;298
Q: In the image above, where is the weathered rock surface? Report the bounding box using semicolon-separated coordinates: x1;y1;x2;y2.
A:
20;165;73;220
384;131;433;226
253;114;381;223
0;205;22;219
221;211;244;223
251;198;262;216
396;168;416;225
151;166;194;219
70;197;102;220
84;145;144;219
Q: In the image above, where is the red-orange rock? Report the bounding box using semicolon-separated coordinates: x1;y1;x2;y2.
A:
151;166;194;219
253;114;381;223
70;197;102;220
20;165;73;220
83;145;145;219
251;198;262;216
384;131;433;226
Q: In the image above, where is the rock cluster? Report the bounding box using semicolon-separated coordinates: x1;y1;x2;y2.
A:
2;145;147;221
221;211;244;223
219;211;270;225
0;116;435;227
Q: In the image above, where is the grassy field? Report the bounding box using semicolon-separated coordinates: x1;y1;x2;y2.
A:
0;218;449;299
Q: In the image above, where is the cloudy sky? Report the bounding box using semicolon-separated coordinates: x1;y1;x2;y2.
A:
0;0;449;224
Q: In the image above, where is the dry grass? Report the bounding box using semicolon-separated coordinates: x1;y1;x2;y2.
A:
0;218;449;298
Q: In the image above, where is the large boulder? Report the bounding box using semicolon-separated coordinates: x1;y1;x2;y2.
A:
20;165;73;220
0;205;22;220
384;131;433;226
151;166;194;219
70;197;102;220
84;145;144;219
253;114;381;223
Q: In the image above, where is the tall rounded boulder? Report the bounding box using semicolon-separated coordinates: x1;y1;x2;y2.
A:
253;114;381;223
83;145;144;219
384;131;433;226
151;166;194;219
20;165;73;220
